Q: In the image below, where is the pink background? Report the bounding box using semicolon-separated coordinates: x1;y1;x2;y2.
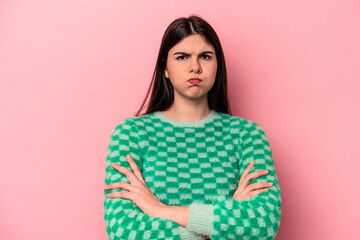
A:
1;0;359;239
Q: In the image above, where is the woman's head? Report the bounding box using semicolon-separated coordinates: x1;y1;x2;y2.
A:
135;15;231;116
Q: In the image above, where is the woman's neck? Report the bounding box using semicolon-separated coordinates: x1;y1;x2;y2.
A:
161;104;211;122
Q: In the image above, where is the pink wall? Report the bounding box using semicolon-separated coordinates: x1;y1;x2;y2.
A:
1;0;359;239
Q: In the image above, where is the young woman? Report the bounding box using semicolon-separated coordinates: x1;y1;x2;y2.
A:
104;15;282;240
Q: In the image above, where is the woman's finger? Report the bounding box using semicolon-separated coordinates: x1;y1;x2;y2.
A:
106;190;132;199
105;181;133;191
239;160;255;185
111;162;137;184
234;182;272;196
238;169;269;190
126;154;145;183
233;162;255;196
246;188;269;198
243;182;273;194
232;187;269;200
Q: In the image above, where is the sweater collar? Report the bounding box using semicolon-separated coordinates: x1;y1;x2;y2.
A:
152;110;219;127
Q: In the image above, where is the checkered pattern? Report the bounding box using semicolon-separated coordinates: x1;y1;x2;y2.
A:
104;111;281;240
209;120;282;240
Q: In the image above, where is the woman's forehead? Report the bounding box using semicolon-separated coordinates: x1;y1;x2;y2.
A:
169;34;215;53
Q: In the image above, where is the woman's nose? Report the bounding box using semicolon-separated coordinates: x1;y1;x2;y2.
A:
190;59;202;74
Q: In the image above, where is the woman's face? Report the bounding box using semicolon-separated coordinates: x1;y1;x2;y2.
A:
164;34;217;103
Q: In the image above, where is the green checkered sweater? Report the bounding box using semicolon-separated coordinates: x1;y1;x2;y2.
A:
104;110;282;240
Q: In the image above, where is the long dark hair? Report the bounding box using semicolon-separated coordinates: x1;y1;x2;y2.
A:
135;15;231;116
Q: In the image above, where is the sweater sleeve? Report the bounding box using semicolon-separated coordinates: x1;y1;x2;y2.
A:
104;118;204;240
185;120;282;240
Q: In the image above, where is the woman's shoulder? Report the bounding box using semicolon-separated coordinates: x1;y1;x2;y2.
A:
113;112;156;129
217;111;265;133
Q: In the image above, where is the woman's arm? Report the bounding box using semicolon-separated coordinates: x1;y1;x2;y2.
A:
164;120;282;239
160;206;190;227
104;119;203;240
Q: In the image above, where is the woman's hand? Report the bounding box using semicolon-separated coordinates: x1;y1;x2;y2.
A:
105;154;168;218
231;160;272;200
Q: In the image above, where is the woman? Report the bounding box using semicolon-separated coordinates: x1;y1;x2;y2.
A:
104;15;282;240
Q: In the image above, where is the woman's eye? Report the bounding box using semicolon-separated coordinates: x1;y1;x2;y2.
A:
201;55;211;60
176;56;187;60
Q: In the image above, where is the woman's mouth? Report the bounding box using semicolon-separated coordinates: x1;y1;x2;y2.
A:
188;78;202;85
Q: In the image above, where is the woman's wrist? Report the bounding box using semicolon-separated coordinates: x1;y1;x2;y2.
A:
159;205;190;227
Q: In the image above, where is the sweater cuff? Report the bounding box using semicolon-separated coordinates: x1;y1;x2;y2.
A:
178;226;203;240
186;203;214;236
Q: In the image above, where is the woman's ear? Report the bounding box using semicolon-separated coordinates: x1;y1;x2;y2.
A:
164;68;169;78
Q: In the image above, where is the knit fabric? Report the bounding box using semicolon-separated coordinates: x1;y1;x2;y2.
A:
104;110;282;240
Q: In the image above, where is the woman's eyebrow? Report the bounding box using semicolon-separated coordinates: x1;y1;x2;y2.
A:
173;51;215;56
